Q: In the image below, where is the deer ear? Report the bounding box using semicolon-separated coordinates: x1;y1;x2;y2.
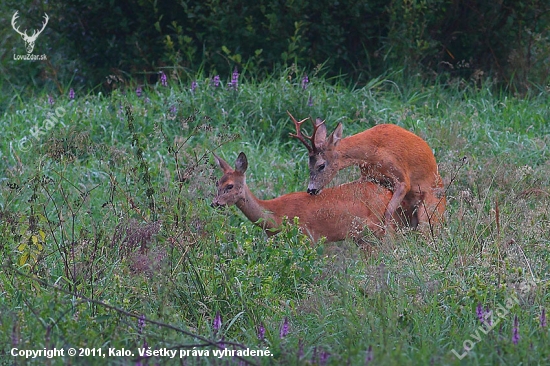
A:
313;118;327;149
328;123;342;146
235;152;248;173
213;153;232;173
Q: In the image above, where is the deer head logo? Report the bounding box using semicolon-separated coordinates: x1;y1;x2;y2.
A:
11;11;49;54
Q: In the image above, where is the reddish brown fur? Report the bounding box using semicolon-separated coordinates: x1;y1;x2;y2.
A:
290;117;446;230
212;152;410;243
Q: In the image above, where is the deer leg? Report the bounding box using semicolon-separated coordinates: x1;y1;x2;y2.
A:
394;201;418;229
384;181;409;226
416;187;445;234
410;208;419;228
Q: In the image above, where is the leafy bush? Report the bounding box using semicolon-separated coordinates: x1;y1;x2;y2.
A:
2;0;549;95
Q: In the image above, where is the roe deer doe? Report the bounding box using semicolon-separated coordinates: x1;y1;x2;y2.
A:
212;152;411;243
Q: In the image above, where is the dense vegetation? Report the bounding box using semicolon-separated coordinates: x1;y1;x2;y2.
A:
2;0;550;101
0;71;549;365
1;1;549;364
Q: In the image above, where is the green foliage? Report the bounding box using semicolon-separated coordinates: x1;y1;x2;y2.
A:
2;0;549;97
14;213;47;268
0;73;549;364
216;218;324;302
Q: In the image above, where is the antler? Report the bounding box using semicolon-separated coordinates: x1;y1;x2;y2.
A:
11;11;26;37
287;111;312;152
287;111;326;153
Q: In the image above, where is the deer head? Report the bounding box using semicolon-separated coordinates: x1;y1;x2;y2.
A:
12;11;49;54
211;152;248;207
288;111;342;195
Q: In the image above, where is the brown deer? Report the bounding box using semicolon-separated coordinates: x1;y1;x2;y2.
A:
288;112;445;232
212;152;411;244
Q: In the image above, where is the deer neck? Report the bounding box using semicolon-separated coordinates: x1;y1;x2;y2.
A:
236;185;279;231
334;137;361;169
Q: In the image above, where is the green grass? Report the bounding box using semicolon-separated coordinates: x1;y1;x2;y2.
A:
0;70;549;365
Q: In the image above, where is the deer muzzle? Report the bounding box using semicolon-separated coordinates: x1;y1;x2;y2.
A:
211;200;225;209
307;187;321;195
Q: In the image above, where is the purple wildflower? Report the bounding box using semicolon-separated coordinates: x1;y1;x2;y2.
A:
48;95;54;105
138;314;145;335
302;75;309;90
136;86;142;97
310;347;317;364
11;324;18;347
476;303;484;322
257;323;265;341
512;315;519;345
169;105;177;115
230;67;239;90
69;88;75;99
218;337;225;349
160;72;167;87
279;317;289;339
307;96;313;107
540;308;546;328
191;81;198;92
365;345;373;364
212;75;220;87
213;311;222;332
297;339;304;359
319;350;330;366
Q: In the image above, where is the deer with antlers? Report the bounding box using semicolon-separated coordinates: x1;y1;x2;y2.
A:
212;152;411;244
288;111;445;233
11;11;49;54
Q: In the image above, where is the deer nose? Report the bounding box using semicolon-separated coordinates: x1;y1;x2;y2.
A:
307;188;320;195
211;201;225;209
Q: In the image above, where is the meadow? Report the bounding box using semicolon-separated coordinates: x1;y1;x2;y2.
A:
0;69;549;365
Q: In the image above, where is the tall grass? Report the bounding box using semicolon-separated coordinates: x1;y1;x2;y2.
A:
0;70;549;365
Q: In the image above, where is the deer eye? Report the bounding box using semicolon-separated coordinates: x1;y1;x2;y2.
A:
226;184;234;190
318;163;326;172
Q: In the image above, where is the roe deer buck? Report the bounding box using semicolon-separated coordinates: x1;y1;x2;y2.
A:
212;152;411;243
288;112;445;232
